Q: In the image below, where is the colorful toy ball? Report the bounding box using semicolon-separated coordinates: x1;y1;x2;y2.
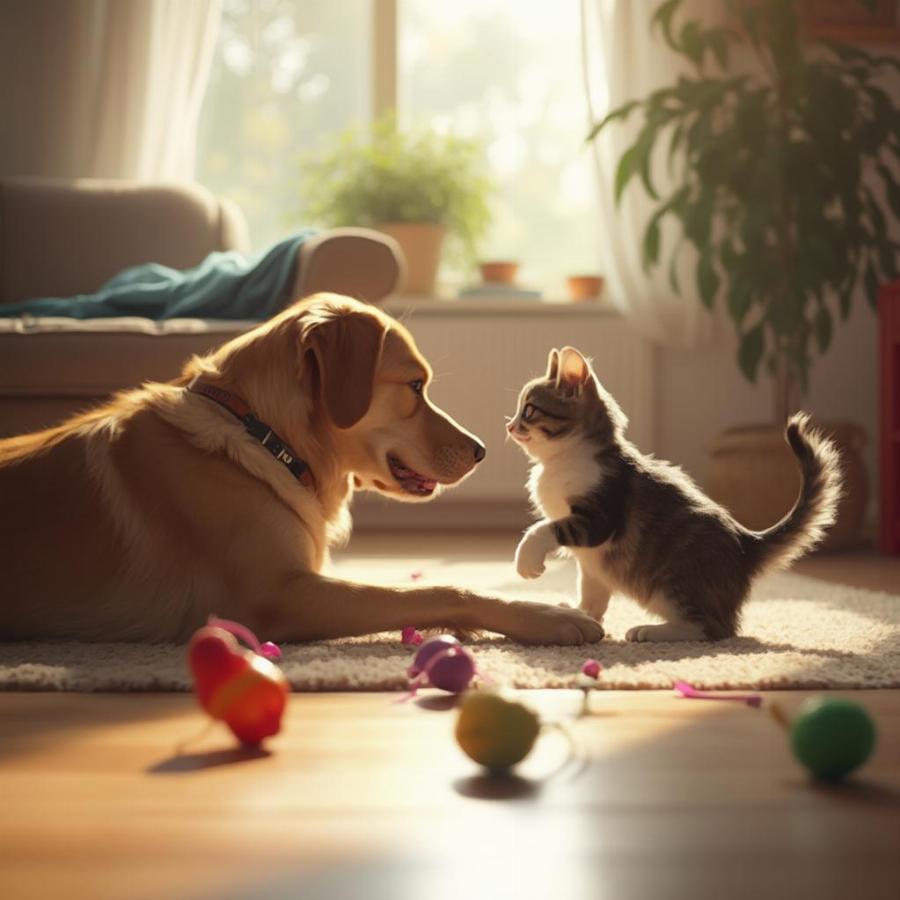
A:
188;625;289;747
407;634;476;693
789;696;876;782
455;691;541;771
408;634;460;676
581;658;602;679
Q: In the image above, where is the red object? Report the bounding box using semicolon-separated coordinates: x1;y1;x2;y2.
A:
880;280;900;555
581;659;602;680
401;626;424;645
188;625;289;746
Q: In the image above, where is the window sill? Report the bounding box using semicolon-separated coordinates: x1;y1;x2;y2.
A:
381;294;621;318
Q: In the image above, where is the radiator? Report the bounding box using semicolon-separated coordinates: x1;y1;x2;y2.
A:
353;306;656;530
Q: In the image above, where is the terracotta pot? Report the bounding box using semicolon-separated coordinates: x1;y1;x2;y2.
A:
567;275;605;302
375;222;445;296
705;421;868;553
479;260;519;284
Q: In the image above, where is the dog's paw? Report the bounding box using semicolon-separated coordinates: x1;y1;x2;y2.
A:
507;601;605;645
514;524;554;580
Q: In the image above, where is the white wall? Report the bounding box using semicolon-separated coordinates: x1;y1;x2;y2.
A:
0;1;103;177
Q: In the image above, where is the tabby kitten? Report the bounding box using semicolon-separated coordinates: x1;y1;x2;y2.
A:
508;346;842;642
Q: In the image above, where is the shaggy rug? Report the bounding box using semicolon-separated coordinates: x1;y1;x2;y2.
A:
1;555;898;691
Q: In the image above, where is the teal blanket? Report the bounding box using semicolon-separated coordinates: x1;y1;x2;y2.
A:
0;232;314;320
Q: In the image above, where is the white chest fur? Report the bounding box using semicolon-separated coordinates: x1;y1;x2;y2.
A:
527;444;603;521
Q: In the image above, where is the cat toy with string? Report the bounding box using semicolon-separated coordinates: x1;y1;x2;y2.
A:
576;658;603;715
453;658;604;774
404;633;480;694
187;617;289;747
674;680;877;781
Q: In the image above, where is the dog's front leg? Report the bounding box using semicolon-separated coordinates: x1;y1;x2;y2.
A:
256;573;604;646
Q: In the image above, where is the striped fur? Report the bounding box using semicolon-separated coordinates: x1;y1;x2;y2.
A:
510;347;844;643
742;413;844;572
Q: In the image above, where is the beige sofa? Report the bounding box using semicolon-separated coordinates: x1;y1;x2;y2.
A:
0;177;403;438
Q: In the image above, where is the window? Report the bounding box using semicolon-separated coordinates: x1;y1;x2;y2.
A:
399;0;601;291
197;0;602;294
197;0;371;250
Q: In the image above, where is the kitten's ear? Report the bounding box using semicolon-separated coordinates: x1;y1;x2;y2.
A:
557;346;591;392
545;348;560;381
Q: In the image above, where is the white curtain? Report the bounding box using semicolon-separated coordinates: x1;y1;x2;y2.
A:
581;0;715;348
0;0;221;181
89;0;222;180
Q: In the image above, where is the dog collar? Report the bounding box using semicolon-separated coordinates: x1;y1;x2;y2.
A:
187;377;314;489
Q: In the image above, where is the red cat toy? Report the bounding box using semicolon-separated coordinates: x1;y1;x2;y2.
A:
187;618;289;746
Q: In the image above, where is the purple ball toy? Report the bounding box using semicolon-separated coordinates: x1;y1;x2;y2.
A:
407;634;476;693
407;634;459;677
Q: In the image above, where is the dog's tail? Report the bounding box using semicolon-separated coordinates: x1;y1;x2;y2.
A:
742;413;843;573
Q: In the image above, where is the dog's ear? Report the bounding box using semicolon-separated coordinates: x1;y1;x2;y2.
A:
545;348;560;382
303;309;386;429
557;346;591;393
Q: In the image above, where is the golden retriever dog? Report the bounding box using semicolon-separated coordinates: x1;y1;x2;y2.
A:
0;294;603;646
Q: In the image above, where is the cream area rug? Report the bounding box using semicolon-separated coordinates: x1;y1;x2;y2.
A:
1;547;898;692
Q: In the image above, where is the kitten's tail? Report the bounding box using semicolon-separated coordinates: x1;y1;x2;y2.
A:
743;413;843;572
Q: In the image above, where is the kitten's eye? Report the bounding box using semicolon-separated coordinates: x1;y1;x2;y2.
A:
409;379;424;395
522;403;536;422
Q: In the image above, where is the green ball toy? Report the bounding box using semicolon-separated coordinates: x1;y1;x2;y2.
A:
789;697;876;781
455;691;541;771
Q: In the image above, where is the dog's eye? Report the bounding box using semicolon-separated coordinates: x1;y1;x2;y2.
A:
522;403;537;422
409;379;424;395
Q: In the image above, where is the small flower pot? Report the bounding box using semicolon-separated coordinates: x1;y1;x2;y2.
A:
705;421;868;552
567;275;605;302
376;222;446;296
479;260;520;284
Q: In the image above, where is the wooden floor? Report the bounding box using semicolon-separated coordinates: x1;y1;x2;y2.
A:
2;535;899;900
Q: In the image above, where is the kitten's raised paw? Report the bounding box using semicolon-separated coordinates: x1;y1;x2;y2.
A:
514;523;554;580
515;553;545;580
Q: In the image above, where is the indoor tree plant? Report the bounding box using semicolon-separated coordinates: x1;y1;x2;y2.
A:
299;115;491;295
589;0;900;549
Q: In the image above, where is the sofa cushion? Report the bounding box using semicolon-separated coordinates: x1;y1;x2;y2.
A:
0;317;254;395
0;177;250;304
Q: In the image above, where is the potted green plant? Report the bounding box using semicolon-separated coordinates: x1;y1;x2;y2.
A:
588;0;900;549
299;115;491;296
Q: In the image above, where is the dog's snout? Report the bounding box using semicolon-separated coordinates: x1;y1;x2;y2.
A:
472;440;486;463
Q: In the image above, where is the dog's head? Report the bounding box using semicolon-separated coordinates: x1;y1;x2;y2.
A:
298;295;485;501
